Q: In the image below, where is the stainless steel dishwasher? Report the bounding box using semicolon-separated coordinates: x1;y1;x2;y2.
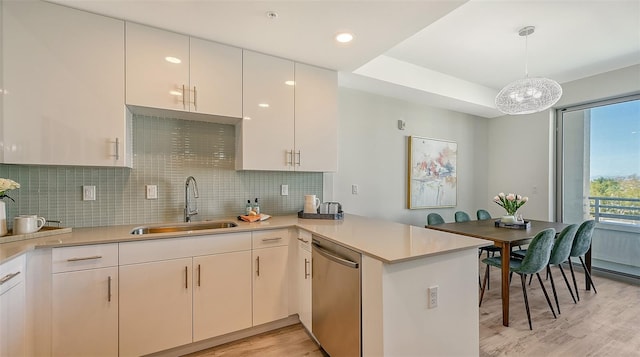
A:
312;235;361;357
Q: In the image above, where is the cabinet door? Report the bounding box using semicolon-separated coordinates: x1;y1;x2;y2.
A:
126;22;190;111
0;283;25;357
190;38;242;118
253;245;289;325
119;258;192;357
294;63;338;172
3;1;126;166
52;267;118;357
193;250;252;341
298;243;312;331
239;50;295;171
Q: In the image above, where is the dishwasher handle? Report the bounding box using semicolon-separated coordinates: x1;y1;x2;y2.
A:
313;243;359;269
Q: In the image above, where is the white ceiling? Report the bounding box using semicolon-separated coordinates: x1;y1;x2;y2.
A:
48;0;640;118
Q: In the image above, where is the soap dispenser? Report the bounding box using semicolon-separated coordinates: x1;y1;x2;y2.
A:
253;198;260;215
245;200;252;215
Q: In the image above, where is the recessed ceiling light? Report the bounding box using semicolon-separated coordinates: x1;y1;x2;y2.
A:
165;56;181;64
258;103;270;108
285;80;295;86
266;11;278;20
335;32;354;43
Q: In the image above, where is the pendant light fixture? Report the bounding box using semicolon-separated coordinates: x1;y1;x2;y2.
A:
495;26;562;115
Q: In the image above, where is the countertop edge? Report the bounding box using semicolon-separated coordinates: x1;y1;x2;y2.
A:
1;215;490;265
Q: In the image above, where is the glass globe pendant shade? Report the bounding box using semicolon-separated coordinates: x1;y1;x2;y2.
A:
495;76;562;115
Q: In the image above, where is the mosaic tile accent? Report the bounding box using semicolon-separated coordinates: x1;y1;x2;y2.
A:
0;114;322;228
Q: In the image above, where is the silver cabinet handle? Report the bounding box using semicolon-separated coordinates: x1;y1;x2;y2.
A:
262;237;282;242
182;84;186;110
286;150;293;166
107;276;112;302
193;86;197;111
304;258;310;279
297;237;309;243
113;138;120;161
67;255;102;262
295;150;301;166
197;264;201;287
256;256;260;277
0;271;20;285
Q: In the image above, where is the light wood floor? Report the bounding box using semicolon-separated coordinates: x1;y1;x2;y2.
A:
188;268;639;357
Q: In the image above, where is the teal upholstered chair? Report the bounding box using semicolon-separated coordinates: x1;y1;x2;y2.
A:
454;211;471;222
476;209;492;220
480;228;557;330
569;220;597;300
426;213;445;226
513;224;579;314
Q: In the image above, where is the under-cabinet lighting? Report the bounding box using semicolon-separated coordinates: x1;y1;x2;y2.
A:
169;90;183;96
285;80;295;86
243;117;252;120
258;103;270;108
165;56;182;64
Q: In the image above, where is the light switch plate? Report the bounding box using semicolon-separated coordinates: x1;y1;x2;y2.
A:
281;184;289;196
82;185;96;201
146;185;158;199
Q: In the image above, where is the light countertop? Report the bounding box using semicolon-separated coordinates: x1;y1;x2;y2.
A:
0;214;489;264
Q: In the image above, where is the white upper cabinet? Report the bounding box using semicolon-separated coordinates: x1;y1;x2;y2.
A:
2;1;128;167
125;23;190;112
294;63;338;172
126;23;242;118
238;50;295;171
237;51;337;172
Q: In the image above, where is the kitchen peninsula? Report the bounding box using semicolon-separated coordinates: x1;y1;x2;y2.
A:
1;214;488;356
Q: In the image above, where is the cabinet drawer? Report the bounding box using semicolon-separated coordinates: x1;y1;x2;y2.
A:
297;229;312;252
52;244;119;273
0;254;26;294
120;232;252;265
252;229;290;249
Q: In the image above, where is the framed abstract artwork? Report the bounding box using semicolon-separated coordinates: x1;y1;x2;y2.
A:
407;136;457;209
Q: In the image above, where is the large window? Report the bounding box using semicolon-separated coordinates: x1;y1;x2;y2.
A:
558;95;639;277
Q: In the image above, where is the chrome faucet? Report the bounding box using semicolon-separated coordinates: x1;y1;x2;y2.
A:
184;176;199;222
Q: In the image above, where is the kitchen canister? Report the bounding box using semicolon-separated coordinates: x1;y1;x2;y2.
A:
0;201;7;236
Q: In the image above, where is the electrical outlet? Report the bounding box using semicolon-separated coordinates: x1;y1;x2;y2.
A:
146;185;158;199
352;184;359;195
281;184;289;196
82;185;96;201
428;286;438;308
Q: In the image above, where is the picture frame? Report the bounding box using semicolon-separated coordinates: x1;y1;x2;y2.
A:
407;136;457;209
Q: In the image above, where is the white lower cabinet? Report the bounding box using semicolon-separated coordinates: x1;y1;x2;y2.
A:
51;244;119;357
0;254;26;357
252;230;290;326
119;258;193;357
193;250;252;342
297;231;312;331
52;267;118;356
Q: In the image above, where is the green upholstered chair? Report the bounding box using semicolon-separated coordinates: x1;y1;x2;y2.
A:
426;213;445;226
480;228;557;330
454;211;471;222
513;224;579;314
476;209;492;220
569;220;597;300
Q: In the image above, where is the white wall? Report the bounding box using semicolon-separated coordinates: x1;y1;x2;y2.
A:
328;87;489;227
486;64;640;220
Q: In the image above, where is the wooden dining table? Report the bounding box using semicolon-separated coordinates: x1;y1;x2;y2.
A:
426;219;587;327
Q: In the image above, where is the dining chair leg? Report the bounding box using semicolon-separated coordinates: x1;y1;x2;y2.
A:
557;264;577;304
536;272;557;319
520;274;533;330
547;265;560;314
479;264;490;307
579;256;598;294
568;257;580;301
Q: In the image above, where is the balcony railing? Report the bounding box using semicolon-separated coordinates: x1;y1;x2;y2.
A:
589;196;640;226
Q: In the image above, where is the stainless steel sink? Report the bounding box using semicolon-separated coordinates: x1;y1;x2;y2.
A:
130;221;238;235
